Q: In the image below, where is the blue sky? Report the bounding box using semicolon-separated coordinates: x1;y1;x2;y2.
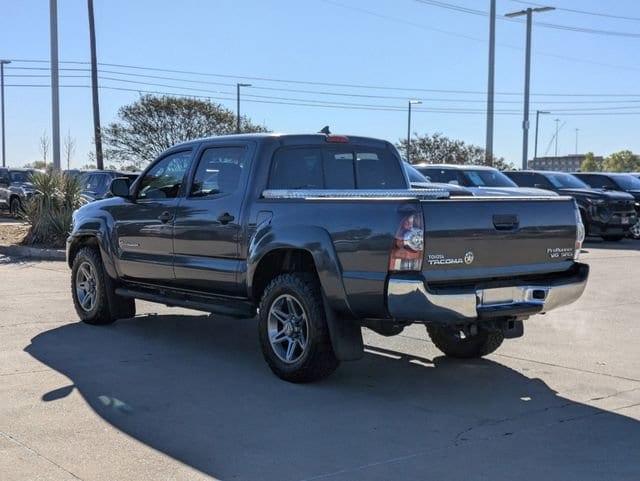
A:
1;0;639;168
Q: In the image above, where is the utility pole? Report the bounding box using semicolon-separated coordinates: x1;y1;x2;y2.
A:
0;59;10;168
50;0;61;170
575;128;580;155
87;0;104;170
407;100;422;163
534;110;549;161
505;5;555;170
554;118;560;157
485;0;496;166
236;83;251;133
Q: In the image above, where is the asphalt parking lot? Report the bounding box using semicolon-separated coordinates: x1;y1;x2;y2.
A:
1;240;639;481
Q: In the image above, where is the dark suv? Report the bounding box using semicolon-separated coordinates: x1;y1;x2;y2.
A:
78;170;139;202
572;173;640;239
0;168;40;217
505;170;636;241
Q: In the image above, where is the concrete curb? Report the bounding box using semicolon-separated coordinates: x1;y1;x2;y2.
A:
0;244;65;261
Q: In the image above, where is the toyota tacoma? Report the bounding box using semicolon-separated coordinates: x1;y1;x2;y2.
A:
67;133;589;382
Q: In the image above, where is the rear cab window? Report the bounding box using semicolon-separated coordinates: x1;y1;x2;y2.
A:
268;145;406;190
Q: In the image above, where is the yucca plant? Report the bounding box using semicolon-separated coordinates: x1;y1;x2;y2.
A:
22;171;83;247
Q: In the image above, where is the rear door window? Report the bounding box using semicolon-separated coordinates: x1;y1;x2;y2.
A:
420;168;460;184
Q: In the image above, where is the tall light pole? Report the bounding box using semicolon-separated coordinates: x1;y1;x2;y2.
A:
554;118;560;157
407;100;422;163
50;0;61;170
505;6;555;170
575;128;580;154
0;60;10;168
236;83;251;133
534;110;550;162
87;0;104;170
485;0;496;166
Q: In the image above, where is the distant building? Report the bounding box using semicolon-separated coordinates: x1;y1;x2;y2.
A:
528;154;603;172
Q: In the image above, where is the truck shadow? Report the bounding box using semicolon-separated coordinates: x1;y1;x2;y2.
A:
25;314;640;481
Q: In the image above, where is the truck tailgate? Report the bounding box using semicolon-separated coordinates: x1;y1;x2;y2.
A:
420;197;578;282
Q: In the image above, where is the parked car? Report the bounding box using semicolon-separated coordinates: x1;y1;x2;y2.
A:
404;163;473;196
572;172;640;239
414;164;556;197
504;170;637;242
67;133;588;382
0;168;41;217
78;170;139;202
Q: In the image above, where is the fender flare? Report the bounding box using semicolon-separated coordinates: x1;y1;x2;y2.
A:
67;217;119;279
247;224;363;361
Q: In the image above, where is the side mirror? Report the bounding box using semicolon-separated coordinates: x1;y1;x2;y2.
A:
109;177;131;198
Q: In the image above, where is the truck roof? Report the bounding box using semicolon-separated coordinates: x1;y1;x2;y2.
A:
173;133;393;149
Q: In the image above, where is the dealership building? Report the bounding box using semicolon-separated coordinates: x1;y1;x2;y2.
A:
528;154;604;172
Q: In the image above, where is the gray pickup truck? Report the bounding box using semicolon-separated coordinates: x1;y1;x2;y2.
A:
67;133;589;382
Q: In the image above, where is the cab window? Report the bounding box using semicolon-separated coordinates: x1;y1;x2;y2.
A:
190;147;248;198
137;151;193;200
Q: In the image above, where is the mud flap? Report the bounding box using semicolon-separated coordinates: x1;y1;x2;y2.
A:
322;294;364;361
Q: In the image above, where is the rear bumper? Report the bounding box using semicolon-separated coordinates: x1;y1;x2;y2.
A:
387;263;589;324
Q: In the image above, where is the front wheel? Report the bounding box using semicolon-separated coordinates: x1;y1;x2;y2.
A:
71;246;135;325
628;220;640;240
426;325;504;359
258;273;339;383
9;197;21;218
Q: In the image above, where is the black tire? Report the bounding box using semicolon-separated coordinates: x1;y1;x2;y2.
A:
629;220;640;240
602;235;624;242
71;246;135;325
9;197;21;218
426;325;504;359
258;273;339;383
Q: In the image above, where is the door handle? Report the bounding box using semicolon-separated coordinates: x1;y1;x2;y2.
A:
158;211;173;223
217;212;235;225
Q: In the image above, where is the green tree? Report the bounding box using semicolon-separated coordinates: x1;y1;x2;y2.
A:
398;132;513;170
602;150;640;172
579;152;601;172
103;95;268;169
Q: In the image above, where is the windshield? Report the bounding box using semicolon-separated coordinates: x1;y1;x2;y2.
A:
612;174;640;190
546;173;589;189
9;171;35;183
404;163;428;183
461;169;517;188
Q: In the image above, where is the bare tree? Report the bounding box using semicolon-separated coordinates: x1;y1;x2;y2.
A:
63;130;76;170
39;131;50;167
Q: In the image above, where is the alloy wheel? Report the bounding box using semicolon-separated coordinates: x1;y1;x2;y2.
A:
267;294;309;364
75;261;98;312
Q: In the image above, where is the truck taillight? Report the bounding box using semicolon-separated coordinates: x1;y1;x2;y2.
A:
575;204;585;260
389;214;424;272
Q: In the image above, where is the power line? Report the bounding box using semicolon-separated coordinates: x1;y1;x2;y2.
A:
8;60;640;98
319;0;640;72
10;71;640;105
6;82;640;116
415;0;640;38
510;0;640;22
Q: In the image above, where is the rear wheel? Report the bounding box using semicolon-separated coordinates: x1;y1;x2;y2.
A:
426;325;504;359
258;273;339;383
602;235;624;242
71;246;135;325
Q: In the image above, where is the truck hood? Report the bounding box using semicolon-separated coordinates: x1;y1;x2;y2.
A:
466;186;557;197
557;188;634;201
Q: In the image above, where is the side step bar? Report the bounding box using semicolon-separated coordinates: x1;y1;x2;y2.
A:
115;286;255;319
